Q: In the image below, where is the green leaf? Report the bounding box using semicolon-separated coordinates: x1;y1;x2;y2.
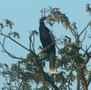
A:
5;19;14;29
10;32;20;39
32;30;38;35
30;30;38;37
71;22;77;30
86;4;91;14
4;64;8;68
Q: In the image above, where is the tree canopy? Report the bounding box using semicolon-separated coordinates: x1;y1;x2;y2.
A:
0;4;91;90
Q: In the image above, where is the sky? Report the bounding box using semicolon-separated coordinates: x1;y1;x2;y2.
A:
0;0;91;89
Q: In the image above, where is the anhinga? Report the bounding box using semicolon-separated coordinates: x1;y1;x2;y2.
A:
39;17;56;74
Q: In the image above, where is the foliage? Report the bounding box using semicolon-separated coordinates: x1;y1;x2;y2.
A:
0;5;91;90
86;4;91;15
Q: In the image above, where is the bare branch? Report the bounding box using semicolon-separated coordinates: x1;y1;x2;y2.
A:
0;41;26;60
0;33;59;90
81;30;87;42
79;21;91;36
69;25;78;40
0;33;30;52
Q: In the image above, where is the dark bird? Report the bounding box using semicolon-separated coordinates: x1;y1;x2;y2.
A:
39;17;56;74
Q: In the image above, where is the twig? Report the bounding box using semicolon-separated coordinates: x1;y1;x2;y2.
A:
69;25;78;40
87;44;91;51
0;33;59;90
59;70;73;89
0;41;26;60
77;70;80;90
38;37;63;56
81;44;91;64
87;71;91;87
79;21;91;36
81;30;87;42
34;58;59;90
0;33;30;52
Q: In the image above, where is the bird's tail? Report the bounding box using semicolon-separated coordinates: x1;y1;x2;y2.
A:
49;53;56;75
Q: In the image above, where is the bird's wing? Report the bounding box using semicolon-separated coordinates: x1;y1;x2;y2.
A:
49;31;55;43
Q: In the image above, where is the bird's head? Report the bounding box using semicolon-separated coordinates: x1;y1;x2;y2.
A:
39;16;47;24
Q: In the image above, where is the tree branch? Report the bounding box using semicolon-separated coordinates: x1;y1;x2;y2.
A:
0;33;30;52
0;41;26;60
87;71;91;87
0;33;59;90
79;21;91;36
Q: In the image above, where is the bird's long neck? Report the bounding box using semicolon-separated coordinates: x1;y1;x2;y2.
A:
40;21;45;27
39;21;46;33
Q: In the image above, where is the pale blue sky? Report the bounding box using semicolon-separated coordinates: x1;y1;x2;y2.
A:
0;0;91;89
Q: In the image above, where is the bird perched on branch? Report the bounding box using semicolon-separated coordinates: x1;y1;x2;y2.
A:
39;16;56;75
